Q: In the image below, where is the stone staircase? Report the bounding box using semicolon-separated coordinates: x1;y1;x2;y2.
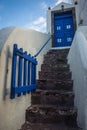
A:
20;49;81;130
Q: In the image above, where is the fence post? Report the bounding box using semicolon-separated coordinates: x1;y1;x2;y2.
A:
10;44;17;99
31;62;36;92
27;54;31;93
17;48;23;96
23;51;27;95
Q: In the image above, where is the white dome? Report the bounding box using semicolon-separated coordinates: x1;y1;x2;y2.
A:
0;27;15;53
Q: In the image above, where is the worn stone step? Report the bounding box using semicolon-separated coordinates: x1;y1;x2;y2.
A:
19;48;80;130
41;64;69;72
40;69;70;73
31;90;74;106
20;122;81;130
44;56;68;63
26;105;77;125
45;49;70;58
47;48;70;55
37;80;73;91
39;71;72;80
45;51;69;57
39;71;71;76
44;54;67;61
43;57;67;64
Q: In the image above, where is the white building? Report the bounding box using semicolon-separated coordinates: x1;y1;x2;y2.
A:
0;0;87;130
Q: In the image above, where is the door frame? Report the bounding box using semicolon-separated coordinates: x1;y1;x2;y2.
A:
51;7;77;47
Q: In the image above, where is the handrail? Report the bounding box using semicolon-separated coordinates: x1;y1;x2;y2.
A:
34;35;52;57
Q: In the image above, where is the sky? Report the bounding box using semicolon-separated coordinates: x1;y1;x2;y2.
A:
0;0;72;32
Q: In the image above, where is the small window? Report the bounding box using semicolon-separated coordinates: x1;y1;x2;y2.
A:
57;26;61;30
67;37;72;42
66;25;71;29
57;38;62;43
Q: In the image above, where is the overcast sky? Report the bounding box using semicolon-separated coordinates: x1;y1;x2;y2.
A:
0;0;72;32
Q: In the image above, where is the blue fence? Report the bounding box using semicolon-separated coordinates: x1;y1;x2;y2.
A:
10;44;37;99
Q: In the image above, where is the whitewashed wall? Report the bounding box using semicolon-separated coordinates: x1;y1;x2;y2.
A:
73;0;87;26
68;26;87;130
0;27;51;130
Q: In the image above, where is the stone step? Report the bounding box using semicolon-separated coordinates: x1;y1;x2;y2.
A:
47;48;70;55
46;49;70;58
43;57;67;64
26;105;77;126
43;55;67;64
31;90;74;106
19;48;80;130
40;69;70;73
20;122;81;130
37;79;73;91
41;64;69;72
39;71;72;80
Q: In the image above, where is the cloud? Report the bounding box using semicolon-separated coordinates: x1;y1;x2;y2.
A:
26;17;46;32
33;17;46;25
41;1;48;10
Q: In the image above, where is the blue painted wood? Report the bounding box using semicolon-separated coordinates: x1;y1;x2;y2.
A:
54;14;72;19
15;85;37;94
10;44;17;99
18;48;23;97
54;12;74;47
31;63;35;84
27;60;31;93
23;51;27;95
10;44;37;99
16;50;37;64
31;63;37;92
28;62;30;85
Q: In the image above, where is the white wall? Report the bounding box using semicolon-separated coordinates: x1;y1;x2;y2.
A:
47;10;51;34
0;27;51;130
73;0;87;26
68;26;87;130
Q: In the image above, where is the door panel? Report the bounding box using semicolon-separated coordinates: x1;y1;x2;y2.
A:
54;19;64;47
64;17;74;32
65;32;74;46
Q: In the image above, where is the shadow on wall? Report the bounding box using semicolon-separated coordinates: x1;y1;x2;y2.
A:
3;45;11;100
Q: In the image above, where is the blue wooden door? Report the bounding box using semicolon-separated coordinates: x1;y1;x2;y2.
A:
54;13;74;47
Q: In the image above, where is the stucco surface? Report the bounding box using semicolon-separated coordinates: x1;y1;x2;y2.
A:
73;0;87;27
0;27;51;130
68;26;87;130
0;27;15;53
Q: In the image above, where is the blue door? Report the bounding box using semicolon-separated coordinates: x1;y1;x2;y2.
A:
54;13;74;47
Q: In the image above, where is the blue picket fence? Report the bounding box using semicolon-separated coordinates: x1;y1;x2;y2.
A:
10;44;37;99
